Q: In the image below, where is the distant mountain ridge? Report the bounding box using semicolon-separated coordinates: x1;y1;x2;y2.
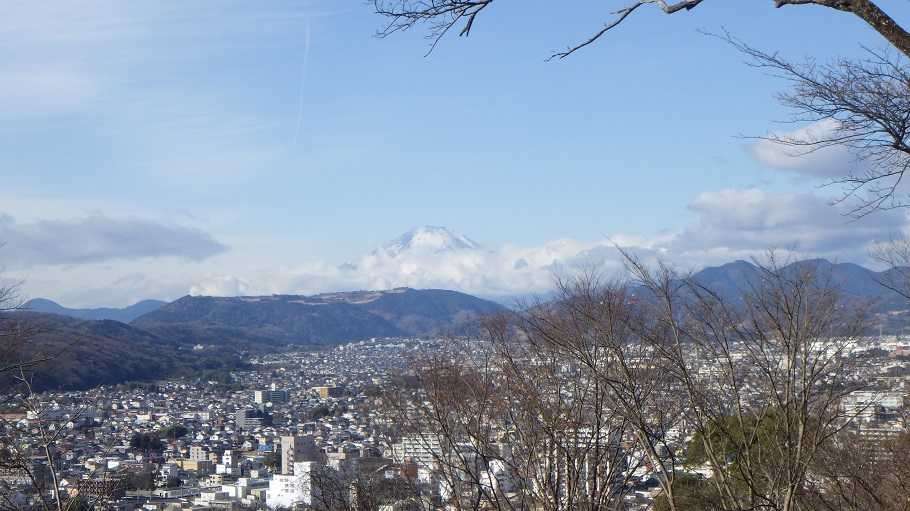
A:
28;259;910;327
130;287;507;345
3;312;251;392
689;258;910;330
14;287;508;391
24;298;167;323
13;259;910;391
691;259;896;302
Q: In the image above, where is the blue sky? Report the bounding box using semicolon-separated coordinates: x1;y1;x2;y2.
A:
2;0;909;308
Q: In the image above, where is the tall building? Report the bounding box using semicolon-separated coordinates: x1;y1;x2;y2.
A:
254;388;289;405
393;435;443;471
236;406;269;431
280;435;317;475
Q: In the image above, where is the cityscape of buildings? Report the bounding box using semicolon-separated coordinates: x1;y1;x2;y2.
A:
2;334;910;511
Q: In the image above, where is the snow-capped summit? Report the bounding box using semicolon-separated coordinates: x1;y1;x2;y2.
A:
382;226;482;256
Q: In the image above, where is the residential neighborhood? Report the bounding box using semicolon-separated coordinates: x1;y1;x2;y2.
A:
3;333;910;511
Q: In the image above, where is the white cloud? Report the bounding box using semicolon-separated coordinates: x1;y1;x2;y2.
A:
665;187;906;264
256;189;901;302
189;275;253;298
747;119;858;179
10;191;910;308
176;239;563;301
184;237;636;302
0;214;227;267
99;187;907;307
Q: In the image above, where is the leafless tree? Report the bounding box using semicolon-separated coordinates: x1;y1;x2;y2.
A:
804;429;910;510
718;38;910;216
371;1;910;215
386;346;517;511
509;271;683;510
0;275;37;378
0;251;87;511
0;379;114;511
621;251;867;511
386;324;643;511
0;263;73;385
388;250;870;510
371;1;910;60
307;456;423;511
486;308;646;511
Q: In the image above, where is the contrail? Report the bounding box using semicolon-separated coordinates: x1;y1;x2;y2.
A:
292;19;311;159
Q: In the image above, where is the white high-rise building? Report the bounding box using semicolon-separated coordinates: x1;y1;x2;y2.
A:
266;461;319;509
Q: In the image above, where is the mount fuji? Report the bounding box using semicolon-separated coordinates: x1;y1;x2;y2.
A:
380;226;482;256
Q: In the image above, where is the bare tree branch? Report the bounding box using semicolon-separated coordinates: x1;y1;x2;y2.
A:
371;0;910;59
372;1;494;55
372;1;910;215
714;33;910;216
779;0;910;58
868;234;910;300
